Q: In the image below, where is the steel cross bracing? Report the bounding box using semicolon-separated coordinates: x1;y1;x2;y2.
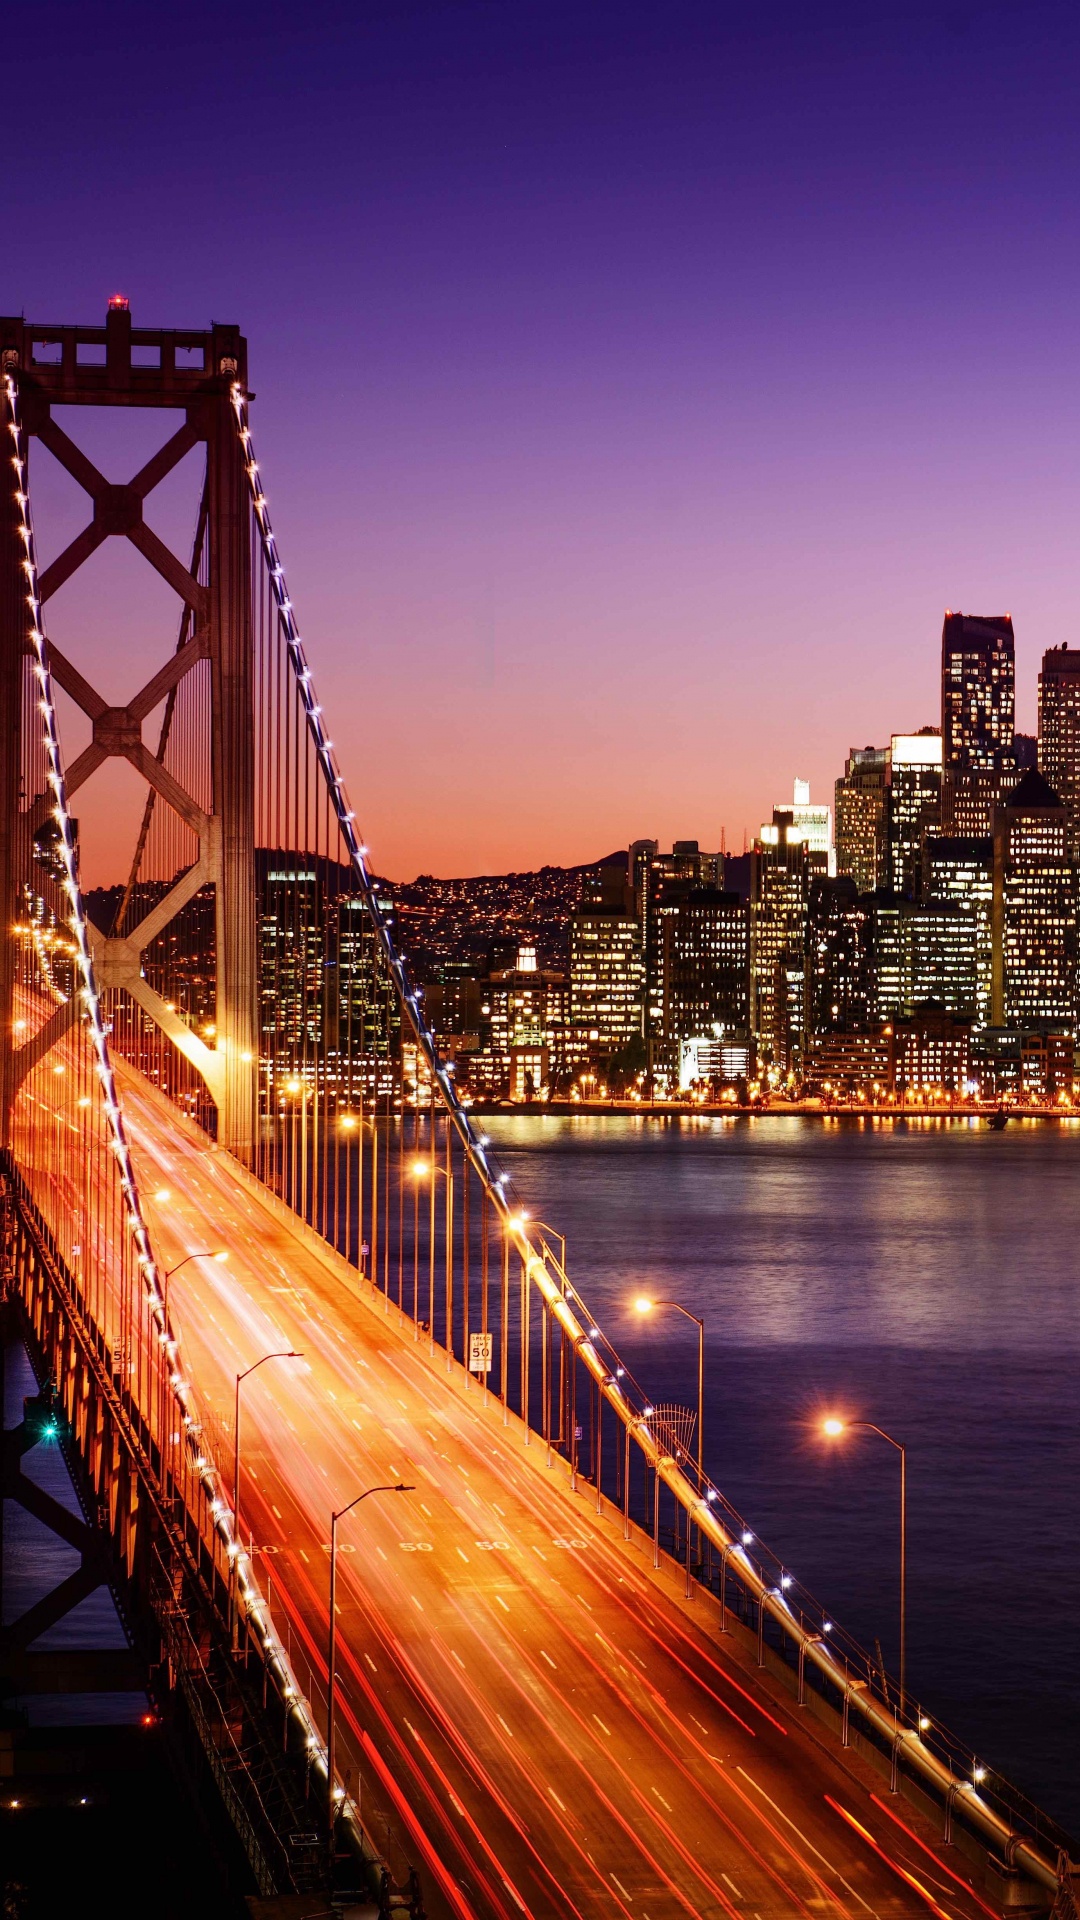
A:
0;308;1076;1915
0;365;410;1907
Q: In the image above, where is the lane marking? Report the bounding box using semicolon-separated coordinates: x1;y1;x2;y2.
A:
721;1873;742;1898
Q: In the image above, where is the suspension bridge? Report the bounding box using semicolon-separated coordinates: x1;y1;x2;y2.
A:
0;303;1073;1919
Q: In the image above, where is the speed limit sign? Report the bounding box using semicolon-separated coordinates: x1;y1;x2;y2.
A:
469;1331;494;1374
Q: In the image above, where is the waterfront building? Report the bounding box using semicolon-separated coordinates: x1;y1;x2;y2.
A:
922;836;993;1026
835;746;888;894
569;898;644;1061
657;887;749;1063
1038;644;1080;858
892;1002;972;1097
991;769;1077;1032
639;840;724;1040
804;1028;892;1098
888;730;942;897
871;896;979;1022
808;876;874;1034
750;811;815;1063
971;1027;1074;1103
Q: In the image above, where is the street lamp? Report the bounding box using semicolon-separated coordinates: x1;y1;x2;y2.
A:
634;1296;705;1485
232;1350;303;1642
822;1416;907;1713
327;1484;413;1857
163;1248;228;1320
411;1158;453;1361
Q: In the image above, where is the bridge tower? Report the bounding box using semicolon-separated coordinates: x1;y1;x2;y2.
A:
0;302;258;1159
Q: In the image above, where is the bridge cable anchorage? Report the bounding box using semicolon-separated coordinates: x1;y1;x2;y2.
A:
3;369;332;1823
229;378;1068;1897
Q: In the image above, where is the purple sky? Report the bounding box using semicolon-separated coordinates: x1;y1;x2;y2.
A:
14;1;1080;881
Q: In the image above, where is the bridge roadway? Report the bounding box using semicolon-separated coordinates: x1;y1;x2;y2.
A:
106;1071;996;1920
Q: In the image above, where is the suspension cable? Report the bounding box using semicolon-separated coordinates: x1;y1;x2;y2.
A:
3;371;347;1856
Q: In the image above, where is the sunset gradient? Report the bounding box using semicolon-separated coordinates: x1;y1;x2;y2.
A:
15;0;1080;883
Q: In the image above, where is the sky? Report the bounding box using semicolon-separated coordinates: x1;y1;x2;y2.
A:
13;0;1080;882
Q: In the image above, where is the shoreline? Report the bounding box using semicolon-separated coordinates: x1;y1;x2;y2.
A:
465;1099;1078;1123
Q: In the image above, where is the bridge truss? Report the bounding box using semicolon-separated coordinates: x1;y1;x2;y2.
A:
0;307;1073;1911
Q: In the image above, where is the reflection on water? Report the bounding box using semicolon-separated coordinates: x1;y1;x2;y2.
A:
486;1112;1080;1833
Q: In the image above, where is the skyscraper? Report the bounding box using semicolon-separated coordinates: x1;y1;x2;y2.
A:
782;778;834;873
1038;644;1080;858
657;888;749;1056
923;837;993;1026
639;840;723;1041
835;746;888;894
808;876;874;1035
888;730;942;897
991;769;1076;1031
750;811;815;1064
569;898;644;1059
942;611;1016;769
941;611;1018;834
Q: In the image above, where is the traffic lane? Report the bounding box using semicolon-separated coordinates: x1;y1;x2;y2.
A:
180;1274;960;1920
123;1090;996;1919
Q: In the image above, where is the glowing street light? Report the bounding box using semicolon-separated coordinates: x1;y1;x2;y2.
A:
634;1295;705;1485
327;1483;413;1859
232;1349;304;1645
822;1415;908;1713
411;1155;453;1360
162;1248;228;1320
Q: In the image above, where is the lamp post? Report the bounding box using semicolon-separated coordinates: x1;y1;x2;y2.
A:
411;1158;453;1362
232;1350;303;1644
162;1247;228;1322
634;1296;704;1485
823;1416;907;1713
327;1483;413;1861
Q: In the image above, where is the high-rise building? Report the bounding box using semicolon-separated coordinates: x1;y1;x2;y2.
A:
750;811;814;1063
942;611;1016;770
569;901;644;1059
835;746;888;894
941;612;1018;834
922;837;993;1026
888;730;942;897
992;769;1077;1031
657;889;749;1057
782;779;834;874
808;877;874;1035
639;841;723;1039
871;898;979;1022
1038;644;1080;858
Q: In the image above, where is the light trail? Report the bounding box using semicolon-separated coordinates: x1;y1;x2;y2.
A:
86;1058;999;1920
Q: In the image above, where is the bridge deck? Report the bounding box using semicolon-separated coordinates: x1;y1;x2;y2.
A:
113;1070;995;1920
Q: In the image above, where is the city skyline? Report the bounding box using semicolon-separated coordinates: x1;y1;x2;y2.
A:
19;0;1080;884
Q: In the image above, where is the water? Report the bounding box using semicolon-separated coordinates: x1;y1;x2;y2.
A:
484;1112;1080;1837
